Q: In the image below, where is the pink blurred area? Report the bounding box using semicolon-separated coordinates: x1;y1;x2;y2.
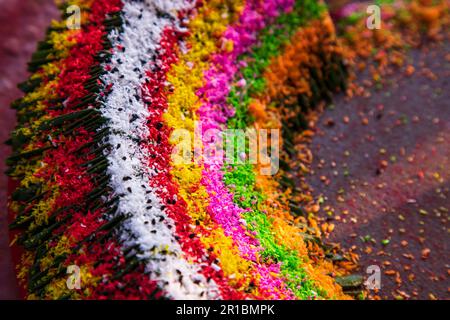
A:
0;0;59;299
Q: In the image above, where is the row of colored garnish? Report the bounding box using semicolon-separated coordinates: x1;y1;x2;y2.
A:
7;0;351;299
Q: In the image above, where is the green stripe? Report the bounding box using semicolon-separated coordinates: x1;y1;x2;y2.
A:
224;164;324;298
223;1;333;299
228;0;325;130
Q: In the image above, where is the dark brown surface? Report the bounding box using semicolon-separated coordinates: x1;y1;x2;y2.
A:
307;42;450;299
0;0;58;299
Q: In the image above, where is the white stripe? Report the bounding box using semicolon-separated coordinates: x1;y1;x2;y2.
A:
98;0;220;299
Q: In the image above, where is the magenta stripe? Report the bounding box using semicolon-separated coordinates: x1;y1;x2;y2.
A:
196;0;295;299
